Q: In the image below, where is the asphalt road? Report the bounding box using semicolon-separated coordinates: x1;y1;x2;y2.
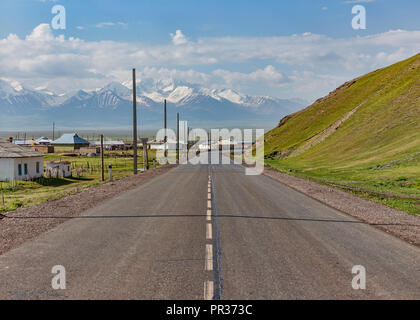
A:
0;152;419;299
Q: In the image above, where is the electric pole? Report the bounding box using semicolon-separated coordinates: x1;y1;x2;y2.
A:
100;134;104;182
164;99;167;162
132;68;138;174
177;113;180;164
187;126;190;162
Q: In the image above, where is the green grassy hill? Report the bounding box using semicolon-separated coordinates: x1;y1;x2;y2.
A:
265;53;420;214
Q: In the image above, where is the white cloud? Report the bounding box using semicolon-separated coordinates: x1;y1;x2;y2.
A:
343;0;375;3
25;23;54;41
1;23;419;100
170;30;188;45
213;65;285;88
138;67;211;87
96;22;127;28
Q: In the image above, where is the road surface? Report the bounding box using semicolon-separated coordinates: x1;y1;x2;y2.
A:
0;152;419;299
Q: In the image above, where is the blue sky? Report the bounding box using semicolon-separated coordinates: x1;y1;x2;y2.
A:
0;0;419;101
2;0;420;41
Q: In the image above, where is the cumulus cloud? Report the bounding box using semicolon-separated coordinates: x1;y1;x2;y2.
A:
1;23;420;99
170;30;188;45
25;23;54;41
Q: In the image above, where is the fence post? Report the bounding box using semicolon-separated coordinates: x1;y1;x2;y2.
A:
1;182;5;209
109;164;113;181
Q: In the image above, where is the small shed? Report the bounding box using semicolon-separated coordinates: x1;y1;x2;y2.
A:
45;161;72;178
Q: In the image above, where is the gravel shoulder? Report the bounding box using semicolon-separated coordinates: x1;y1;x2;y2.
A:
263;166;420;247
0;165;176;256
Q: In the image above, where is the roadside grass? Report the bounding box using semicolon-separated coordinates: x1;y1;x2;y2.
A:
265;158;420;215
0;149;158;214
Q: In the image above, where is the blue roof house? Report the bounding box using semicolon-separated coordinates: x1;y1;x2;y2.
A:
52;133;90;150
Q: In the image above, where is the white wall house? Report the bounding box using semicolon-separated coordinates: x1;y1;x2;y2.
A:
0;141;44;181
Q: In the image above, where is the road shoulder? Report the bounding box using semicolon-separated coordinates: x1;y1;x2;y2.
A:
0;165;176;256
263;166;420;247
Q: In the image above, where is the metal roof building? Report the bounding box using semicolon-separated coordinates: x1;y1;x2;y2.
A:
36;137;53;145
13;139;37;146
52;133;90;149
92;140;125;146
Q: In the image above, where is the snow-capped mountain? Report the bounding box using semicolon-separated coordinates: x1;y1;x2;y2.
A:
0;78;306;129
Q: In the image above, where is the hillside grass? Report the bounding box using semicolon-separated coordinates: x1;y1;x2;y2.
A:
264;53;420;215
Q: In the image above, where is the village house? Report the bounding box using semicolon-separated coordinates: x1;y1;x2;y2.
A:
92;140;125;151
79;146;101;156
149;140;165;150
31;145;55;154
0;140;44;181
12;139;37;147
36;137;53;145
52;133;90;150
149;139;186;150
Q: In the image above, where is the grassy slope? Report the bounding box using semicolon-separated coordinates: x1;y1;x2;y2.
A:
265;53;420;214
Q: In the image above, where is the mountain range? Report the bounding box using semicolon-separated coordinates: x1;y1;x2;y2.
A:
0;78;305;130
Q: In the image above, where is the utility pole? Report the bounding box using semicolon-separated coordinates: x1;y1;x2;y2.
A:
187;126;190;162
176;113;180;164
100;134;104;182
132;68;138;174
52;122;55;141
164;99;167;162
142;138;149;170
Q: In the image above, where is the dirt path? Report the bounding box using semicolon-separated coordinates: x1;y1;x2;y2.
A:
0;165;176;256
264;166;420;247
